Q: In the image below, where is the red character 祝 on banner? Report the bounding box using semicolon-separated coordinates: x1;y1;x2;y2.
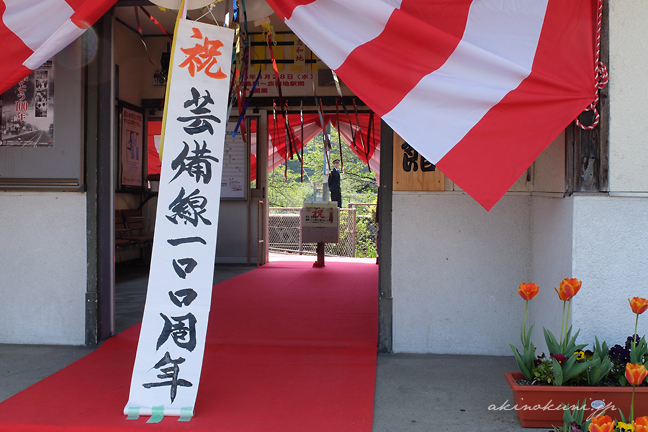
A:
179;27;227;79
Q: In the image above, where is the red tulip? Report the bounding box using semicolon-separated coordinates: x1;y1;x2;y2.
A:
629;297;648;315
589;415;615;432
518;283;539;301
634;416;648;432
626;363;648;386
554;278;582;301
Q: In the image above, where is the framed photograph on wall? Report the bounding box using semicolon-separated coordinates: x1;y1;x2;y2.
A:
118;103;144;191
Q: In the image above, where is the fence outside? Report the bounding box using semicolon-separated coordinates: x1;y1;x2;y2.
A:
269;203;377;257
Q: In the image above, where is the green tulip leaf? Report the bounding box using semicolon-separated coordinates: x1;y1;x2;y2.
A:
563;360;589;383
510;344;532;380
562;402;574;426
544;328;561;355
618;408;627;424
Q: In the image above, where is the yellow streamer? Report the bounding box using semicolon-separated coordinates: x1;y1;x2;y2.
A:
158;0;187;161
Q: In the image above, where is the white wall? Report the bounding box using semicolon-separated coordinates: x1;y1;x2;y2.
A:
392;193;531;354
608;1;648;192
528;196;573;353
571;196;648;348
391;130;571;354
559;1;648;350
0;38;87;345
0;192;87;344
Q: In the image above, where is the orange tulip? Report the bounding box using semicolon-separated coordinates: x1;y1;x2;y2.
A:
629;297;648;315
634;416;648;432
626;363;648;386
589;415;615;432
554;278;582;301
518;283;539;300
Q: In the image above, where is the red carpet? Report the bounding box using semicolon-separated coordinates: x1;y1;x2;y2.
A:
0;261;378;431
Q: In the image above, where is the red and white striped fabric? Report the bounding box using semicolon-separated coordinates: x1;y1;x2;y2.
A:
266;0;598;210
0;0;117;94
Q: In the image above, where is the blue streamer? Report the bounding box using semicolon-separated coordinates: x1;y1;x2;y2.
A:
232;70;261;138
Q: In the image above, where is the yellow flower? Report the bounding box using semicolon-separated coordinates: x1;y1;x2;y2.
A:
618;422;635;432
574;350;585;361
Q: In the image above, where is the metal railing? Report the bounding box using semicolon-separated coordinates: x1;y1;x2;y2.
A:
268;203;377;257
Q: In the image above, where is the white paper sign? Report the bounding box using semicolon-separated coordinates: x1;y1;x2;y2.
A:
302;201;338;227
124;19;234;418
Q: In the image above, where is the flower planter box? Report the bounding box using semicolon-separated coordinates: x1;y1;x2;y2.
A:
505;372;648;428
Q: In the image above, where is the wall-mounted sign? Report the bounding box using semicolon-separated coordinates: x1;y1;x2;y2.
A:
392;132;445;191
1;61;54;147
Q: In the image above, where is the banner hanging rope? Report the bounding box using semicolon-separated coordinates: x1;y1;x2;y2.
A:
575;0;608;130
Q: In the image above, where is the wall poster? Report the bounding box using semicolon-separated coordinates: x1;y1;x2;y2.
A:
222;121;247;199
1;61;54;147
120;105;144;188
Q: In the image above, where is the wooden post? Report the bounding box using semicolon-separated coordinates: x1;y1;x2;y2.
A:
315;242;325;267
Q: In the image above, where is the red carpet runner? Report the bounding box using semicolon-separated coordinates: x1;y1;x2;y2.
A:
0;261;378;431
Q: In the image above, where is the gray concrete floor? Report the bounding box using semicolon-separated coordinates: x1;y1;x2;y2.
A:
0;261;545;431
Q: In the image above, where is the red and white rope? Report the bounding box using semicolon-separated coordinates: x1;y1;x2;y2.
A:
575;0;609;130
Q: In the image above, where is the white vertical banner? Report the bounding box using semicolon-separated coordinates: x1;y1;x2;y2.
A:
124;19;234;419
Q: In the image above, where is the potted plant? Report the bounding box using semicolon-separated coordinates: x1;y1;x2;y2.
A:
506;281;648;428
550;362;648;431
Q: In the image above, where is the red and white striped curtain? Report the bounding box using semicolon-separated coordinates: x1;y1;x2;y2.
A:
265;0;599;209
0;0;117;94
261;112;380;179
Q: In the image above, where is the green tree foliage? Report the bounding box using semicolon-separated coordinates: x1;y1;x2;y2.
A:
268;127;378;208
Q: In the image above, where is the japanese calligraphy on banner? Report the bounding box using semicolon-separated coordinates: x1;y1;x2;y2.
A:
124;19;234;419
1;61;54;147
